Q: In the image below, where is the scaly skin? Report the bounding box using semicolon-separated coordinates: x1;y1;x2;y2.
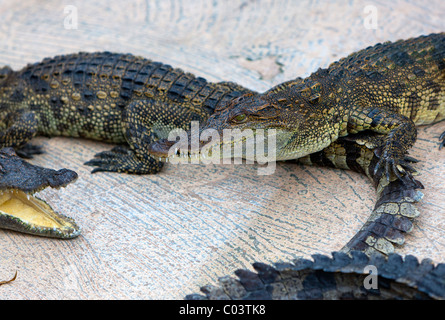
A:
298;136;425;257
0;52;252;173
187;251;445;300
149;33;445;184
1;35;443;297
0;147;79;238
0;52;251;237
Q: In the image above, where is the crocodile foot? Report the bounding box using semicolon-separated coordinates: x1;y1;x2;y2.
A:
343;132;420;185
84;145;164;174
15;143;43;159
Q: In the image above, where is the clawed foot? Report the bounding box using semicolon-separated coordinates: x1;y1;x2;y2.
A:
373;129;445;185
373;146;419;186
15;143;43;159
84;145;163;174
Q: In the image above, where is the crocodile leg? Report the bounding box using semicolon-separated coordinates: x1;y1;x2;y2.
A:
0;109;39;158
346;107;418;183
14;143;44;159
298;136;424;256
85;99;209;174
84;144;164;174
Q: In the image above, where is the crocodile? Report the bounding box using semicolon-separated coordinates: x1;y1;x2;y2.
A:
146;33;445;299
0;51;251;237
0;51;251;174
148;33;445;185
0;52;254;240
0;147;79;238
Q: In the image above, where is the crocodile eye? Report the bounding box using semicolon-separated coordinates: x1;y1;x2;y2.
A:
232;113;247;123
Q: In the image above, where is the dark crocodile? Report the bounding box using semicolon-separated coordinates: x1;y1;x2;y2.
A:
0;147;79;238
0;51;252;237
186;251;445;300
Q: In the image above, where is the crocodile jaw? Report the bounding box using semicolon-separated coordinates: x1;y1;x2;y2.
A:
0;189;80;239
149;128;309;163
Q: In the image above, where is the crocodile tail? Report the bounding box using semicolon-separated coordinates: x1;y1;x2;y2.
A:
186;251;445;300
340;178;424;256
298;136;424;256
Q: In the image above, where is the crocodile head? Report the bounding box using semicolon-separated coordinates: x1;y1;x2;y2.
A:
0;147;80;238
149;84;335;164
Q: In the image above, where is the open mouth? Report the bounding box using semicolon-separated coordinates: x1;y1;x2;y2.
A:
0;147;81;239
0;188;80;239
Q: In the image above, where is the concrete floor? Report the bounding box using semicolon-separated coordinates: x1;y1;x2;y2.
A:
0;0;443;299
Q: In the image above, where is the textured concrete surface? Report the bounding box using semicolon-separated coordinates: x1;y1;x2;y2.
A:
0;0;443;299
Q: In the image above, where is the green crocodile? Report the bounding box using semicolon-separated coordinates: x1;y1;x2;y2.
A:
149;33;445;185
0;51;252;238
149;32;444;259
0;52;251;173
